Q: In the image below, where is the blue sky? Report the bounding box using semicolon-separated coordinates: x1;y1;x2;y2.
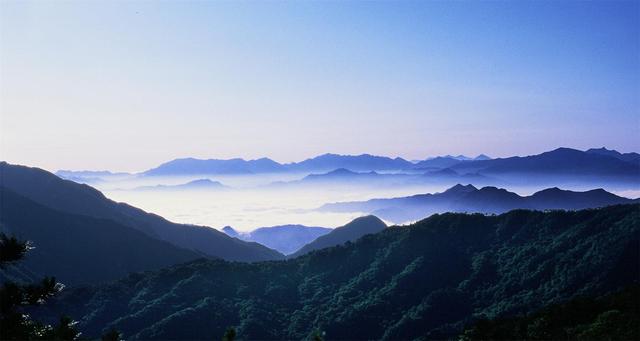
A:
1;1;638;171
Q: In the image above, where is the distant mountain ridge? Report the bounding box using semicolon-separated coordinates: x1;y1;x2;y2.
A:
585;147;640;164
320;184;637;223
132;179;227;191
285;153;413;172
450;147;640;179
143;157;286;175
134;148;639;183
223;225;332;255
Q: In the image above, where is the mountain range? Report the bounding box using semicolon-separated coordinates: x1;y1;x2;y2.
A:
33;204;640;339
143;157;286;176
319;184;637;223
132;179;227;191
222;225;331;255
133;148;638;179
0;162;283;263
449;147;640;180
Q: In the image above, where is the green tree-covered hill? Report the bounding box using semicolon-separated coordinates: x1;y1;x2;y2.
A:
36;204;639;340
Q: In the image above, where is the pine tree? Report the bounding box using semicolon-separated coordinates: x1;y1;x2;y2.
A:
0;233;79;340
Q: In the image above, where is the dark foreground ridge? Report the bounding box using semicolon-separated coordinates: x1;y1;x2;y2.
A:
0;162;284;264
36;204;639;340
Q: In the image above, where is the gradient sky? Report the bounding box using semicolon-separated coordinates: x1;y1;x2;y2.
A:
1;1;639;172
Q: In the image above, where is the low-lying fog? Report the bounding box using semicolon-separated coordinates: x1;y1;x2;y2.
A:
82;173;640;232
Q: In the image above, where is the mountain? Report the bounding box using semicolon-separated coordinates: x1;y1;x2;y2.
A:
138;148;637;179
264;169;409;189
450;147;640;180
474;154;491;161
413;156;463;170
0;162;283;262
0;187;201;285
221;226;240;238
319;184;636;223
286;153;413;172
448;154;472;161
413;154;491;170
55;170;130;184
142;154;414;176
422;168;489;182
462;285;640;340
223;225;332;255
143;157;286;175
133;179;227;191
34;205;640;339
586;147;640;164
290;215;386;257
301;168;383;182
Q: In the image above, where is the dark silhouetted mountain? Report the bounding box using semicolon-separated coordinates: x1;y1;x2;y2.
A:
143;157;286;175
286;153;413;172
290;216;386;257
0;187;201;285
223;225;332;255
133;179;227;191
474;154;491;161
320;184;635;223
0;162;283;262
34;205;640;340
451;147;640;180
586;147;640;164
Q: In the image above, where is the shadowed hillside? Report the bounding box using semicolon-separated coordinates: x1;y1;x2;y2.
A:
34;205;639;340
0;162;283;262
0;187;202;285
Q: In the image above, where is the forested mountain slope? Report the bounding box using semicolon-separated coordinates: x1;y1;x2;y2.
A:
0;187;202;285
36;205;639;340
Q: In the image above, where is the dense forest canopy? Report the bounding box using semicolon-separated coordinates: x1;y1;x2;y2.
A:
35;204;639;340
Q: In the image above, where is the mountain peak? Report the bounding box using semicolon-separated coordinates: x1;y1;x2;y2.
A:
328;168;357;175
186;179;221;186
222;226;239;237
444;184;478;193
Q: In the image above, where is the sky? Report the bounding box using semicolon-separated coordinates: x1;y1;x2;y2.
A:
1;1;639;172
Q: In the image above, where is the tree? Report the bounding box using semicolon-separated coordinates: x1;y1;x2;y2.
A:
0;233;79;340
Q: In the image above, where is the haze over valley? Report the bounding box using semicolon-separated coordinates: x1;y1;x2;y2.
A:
1;1;639;340
49;147;640;233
